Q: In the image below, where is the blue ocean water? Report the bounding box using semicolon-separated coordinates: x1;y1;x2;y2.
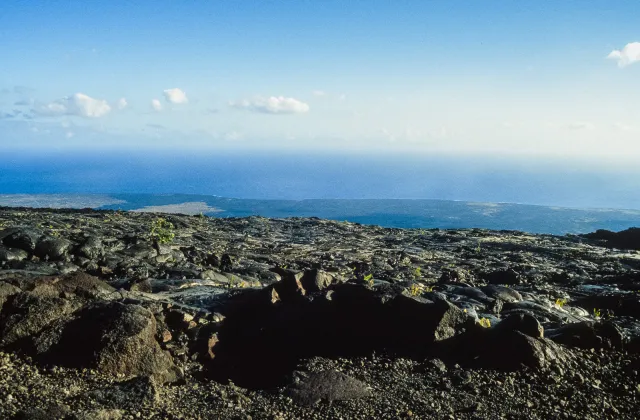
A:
1;150;640;210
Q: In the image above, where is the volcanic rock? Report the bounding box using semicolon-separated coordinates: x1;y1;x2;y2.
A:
287;370;371;406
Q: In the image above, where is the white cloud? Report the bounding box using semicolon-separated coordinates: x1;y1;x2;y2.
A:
607;42;640;68
568;122;595;131
312;90;326;97
116;98;128;110
151;99;163;111
67;93;111;117
230;96;310;114
163;88;188;104
33;93;111;118
65;131;75;139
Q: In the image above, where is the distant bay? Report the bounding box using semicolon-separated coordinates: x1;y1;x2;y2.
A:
2;193;640;235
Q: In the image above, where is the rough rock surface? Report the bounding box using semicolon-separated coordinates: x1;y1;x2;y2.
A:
0;207;639;419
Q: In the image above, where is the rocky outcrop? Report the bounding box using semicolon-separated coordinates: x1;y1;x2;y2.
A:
1;207;640;419
0;272;178;383
31;302;180;383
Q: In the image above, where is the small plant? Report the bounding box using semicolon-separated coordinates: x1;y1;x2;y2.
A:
408;283;424;296
413;267;422;279
475;243;481;253
150;217;175;244
363;273;374;287
555;298;568;308
478;317;491;328
228;275;242;289
593;308;601;318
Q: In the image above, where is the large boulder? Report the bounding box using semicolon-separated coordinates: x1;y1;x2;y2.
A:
437;313;568;371
32;302;180;382
546;321;624;350
0;246;29;263
2;228;42;253
494;312;544;339
0;292;83;347
478;330;569;370
34;236;72;261
300;269;337;292
77;236;105;259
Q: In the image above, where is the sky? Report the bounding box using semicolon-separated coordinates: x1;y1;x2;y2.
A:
1;0;640;157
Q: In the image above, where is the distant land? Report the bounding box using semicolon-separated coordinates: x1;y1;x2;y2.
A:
2;193;640;235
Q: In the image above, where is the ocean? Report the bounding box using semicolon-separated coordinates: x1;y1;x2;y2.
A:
2;150;640;235
1;150;639;209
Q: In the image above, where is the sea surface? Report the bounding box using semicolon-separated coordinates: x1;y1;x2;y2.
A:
2;150;640;235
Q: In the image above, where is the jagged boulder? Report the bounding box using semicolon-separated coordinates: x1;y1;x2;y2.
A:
437;313;569;371
546;321;624;350
0;292;84;347
34;236;72;261
32;301;180;383
2;228;42;253
479;330;569;370
77;236;105;259
300;269;337;292
0;246;29;263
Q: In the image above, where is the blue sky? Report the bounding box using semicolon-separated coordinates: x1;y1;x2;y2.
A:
1;0;639;156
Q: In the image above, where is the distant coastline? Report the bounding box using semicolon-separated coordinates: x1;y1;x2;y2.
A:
1;193;640;235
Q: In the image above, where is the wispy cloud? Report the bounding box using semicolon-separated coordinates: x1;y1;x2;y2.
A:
567;122;595;131
607;42;640;68
230;96;310;114
151;99;163;112
146;123;166;130
116;98;128;110
613;122;634;132
1;86;35;95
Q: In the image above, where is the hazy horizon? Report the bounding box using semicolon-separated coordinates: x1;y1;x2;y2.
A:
2;150;640;210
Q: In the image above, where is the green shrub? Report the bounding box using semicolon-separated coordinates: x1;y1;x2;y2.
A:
151;217;175;244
